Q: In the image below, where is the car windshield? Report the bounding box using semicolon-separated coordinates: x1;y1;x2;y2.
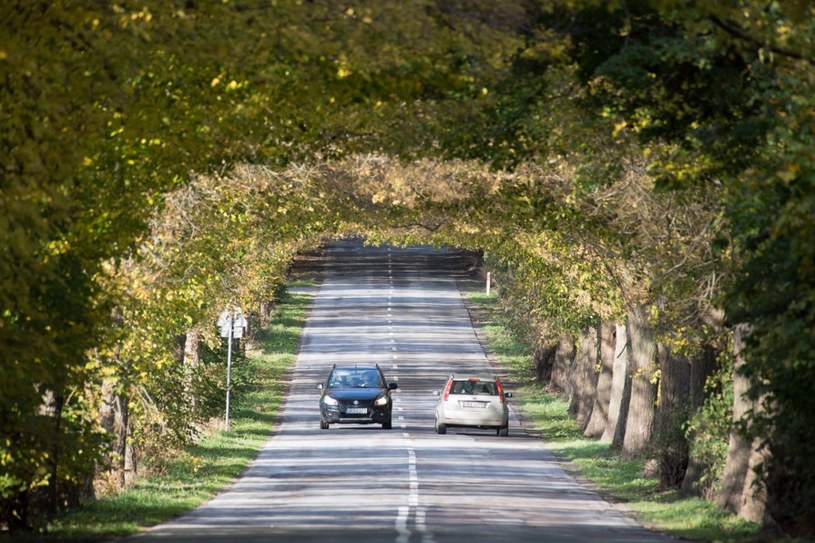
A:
450;380;497;395
328;369;384;388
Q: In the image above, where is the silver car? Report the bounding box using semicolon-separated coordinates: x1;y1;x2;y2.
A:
433;375;512;436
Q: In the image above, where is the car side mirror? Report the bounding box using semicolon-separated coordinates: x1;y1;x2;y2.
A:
388;382;399;390
316;383;324;390
432;390;440;396
504;392;513;398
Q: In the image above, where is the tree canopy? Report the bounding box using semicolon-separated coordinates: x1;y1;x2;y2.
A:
2;0;814;535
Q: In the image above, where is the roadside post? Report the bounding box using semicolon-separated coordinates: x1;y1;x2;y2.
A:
217;308;248;430
486;271;491;295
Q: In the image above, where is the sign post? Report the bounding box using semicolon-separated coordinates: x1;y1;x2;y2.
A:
218;308;248;431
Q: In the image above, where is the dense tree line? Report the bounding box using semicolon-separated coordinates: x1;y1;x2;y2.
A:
2;0;813;537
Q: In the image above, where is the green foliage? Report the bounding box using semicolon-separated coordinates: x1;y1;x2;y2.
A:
685;354;734;499
2;0;815;536
522;2;815;530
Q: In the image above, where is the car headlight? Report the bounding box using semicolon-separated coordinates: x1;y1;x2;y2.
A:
322;395;339;406
374;395;389;407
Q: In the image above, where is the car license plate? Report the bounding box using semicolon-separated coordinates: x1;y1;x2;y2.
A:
461;401;487;408
345;407;368;414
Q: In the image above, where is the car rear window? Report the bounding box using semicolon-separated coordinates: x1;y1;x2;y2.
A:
450;380;497;395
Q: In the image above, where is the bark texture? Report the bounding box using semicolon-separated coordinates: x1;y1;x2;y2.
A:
622;306;657;460
568;324;599;431
184;328;201;410
718;324;768;523
550;334;575;396
654;344;691;489
585;321;616;438
116;394;133;485
534;342;558;384
603;322;631;447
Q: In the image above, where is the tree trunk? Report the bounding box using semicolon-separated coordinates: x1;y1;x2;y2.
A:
97;378;117;493
44;390;64;517
681;344;720;497
184;328;201;410
533;342;558;384
622;306;658;460
173;334;186;364
603;322;631;447
124;424;136;486
654;343;691;489
717;324;768;523
741;435;770;524
98;379;116;434
550;334;575;396
568;324;599;431
115;394;130;487
261;300;272;320
585;321;616;437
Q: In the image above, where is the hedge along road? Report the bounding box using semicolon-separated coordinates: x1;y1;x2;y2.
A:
129;240;677;543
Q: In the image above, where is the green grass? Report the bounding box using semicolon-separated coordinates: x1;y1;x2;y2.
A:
18;290;312;542
464;290;772;543
286;276;319;289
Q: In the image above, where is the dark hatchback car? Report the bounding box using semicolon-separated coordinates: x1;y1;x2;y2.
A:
317;364;398;429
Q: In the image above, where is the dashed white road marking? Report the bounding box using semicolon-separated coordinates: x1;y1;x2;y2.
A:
396;506;409;543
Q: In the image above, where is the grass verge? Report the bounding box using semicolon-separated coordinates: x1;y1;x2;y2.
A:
22;289;312;542
464;290;772;543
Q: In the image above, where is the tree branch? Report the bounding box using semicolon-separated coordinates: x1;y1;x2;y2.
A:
391;220;448;232
709;14;815;67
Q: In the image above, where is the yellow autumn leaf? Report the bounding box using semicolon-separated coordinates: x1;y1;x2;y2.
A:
778;163;799;182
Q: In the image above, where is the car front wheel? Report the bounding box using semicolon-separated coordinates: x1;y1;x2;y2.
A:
497;425;508;437
382;416;392;429
320;419;329;430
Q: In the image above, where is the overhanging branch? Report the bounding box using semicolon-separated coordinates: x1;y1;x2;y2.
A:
709;14;815;67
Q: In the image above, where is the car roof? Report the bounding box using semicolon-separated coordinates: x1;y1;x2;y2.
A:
450;375;499;381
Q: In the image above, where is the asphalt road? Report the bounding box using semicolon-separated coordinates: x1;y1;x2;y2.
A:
130;240;678;543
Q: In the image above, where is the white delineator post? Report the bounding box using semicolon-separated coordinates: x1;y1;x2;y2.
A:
218;308;247;431
486;272;491;295
225;313;233;431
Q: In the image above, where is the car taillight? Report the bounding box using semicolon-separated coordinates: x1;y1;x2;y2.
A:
495;380;506;403
443;379;453;401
